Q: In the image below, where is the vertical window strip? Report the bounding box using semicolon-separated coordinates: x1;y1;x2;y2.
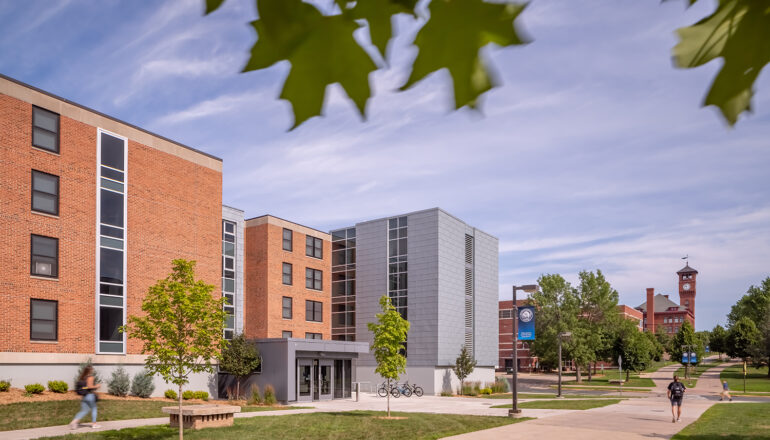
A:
222;220;236;340
331;228;356;341
97;130;126;354
387;218;407;354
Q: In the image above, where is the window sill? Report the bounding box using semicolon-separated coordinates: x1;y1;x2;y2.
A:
30;275;59;281
32;146;60;156
31;211;60;219
31;340;58;344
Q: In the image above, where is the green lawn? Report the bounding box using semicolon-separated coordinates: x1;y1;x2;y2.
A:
672;402;770;440
674;362;717;380
0;400;308;431
241;405;313;412
45;411;530;440
563;371;654;388
550;385;650;392
491;399;623;410
643;360;677;373
720;364;770;393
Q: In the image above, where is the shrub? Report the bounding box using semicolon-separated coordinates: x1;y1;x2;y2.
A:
461;382;479;396
440;390;453;397
263;385;276;405
25;383;44;394
182;390;194;400
164;389;178;400
248;384;262;405
130;370;155;398
47;380;68;393
193;391;209;401
107;366;130;397
480;387;493;395
491;377;509;394
74;358;102;385
0;380;10;392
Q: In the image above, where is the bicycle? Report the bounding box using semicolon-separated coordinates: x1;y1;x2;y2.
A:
404;380;424;397
391;382;412;398
376;381;391;397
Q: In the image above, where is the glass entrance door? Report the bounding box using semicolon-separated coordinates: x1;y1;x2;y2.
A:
297;359;313;402
319;360;333;400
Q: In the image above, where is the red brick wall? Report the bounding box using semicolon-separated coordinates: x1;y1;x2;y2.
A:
0;93;222;355
244;219;331;340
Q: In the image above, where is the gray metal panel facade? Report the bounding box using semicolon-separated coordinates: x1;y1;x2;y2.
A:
404;210;440;367
222;205;245;335
472;229;499;367
436;210;470;366
353;219;388;367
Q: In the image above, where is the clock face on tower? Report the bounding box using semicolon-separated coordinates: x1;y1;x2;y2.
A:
682;283;691;291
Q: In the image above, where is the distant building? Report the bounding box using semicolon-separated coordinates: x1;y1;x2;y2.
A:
617;305;643;331
498;300;537;372
636;264;697;334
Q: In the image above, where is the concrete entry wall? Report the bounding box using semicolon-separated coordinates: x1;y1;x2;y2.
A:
355;366;495;395
218;338;368;403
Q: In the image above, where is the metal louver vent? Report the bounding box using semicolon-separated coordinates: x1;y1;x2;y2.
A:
465;234;474;265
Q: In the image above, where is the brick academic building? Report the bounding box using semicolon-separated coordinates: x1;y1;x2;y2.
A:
0;73;222;391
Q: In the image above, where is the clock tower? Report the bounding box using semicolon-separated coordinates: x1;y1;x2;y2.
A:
677;263;698;324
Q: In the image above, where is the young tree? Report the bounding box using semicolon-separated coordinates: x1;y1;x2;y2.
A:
671;321;704;377
611;319;654;381
121;259;226;440
453;345;477;395
726;317;761;362
367;295;410;417
710;325;728;360
219;333;261;399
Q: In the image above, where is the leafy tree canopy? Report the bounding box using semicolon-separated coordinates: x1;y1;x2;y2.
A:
726;317;761;361
203;0;768;129
454;345;477;395
670;320;705;364
219;333;261;399
728;277;770;327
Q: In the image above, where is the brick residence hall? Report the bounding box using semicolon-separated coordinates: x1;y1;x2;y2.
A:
1;74;500;402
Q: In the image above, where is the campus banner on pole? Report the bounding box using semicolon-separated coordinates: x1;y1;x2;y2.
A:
518;306;535;340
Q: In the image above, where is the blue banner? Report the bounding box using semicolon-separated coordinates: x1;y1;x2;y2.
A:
517;306;535;340
682;352;698;363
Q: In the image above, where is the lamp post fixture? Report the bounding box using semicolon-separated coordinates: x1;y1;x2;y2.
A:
557;331;572;398
509;284;538;417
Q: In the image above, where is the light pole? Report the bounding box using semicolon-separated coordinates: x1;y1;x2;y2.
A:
510;284;538;417
557;331;572;398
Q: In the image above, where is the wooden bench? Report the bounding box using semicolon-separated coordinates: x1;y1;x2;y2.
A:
609;379;625;386
162;404;241;430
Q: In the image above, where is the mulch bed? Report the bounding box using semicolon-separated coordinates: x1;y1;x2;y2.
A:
0;388;212;405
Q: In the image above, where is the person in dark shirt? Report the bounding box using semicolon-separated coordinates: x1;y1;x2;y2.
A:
667;375;686;423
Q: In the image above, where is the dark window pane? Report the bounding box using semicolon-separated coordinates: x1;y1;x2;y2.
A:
100;284;123;296
389;219;397;228
224;270;234;279
31;320;56;340
99;342;123;353
32;171;58;194
224;258;234;269
314;303;323;322
101;189;124;227
100;248;123;284
399;217;407;227
33;107;58;132
32;129;57;151
32;193;57;215
99;307;122;341
224;294;233;305
31;300;56;320
101;178;123;192
223;242;235;256
224;234;234;243
101;225;124;239
224;278;234;292
100;295;122;306
224;330;234;340
224;222;235;233
101;133;124;170
32;235;57;257
101;166;124;182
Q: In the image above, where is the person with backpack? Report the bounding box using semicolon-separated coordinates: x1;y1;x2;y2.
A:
69;366;101;429
667;375;686;423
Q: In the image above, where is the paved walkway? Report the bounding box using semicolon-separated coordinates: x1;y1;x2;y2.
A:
444;362;734;440
0;362;749;440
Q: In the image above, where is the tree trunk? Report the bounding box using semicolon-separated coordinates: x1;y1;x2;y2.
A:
575;363;582;384
386;379;390;417
460;379;464;396
236;378;241;401
588;364;593;382
178;384;183;440
626;369;630;382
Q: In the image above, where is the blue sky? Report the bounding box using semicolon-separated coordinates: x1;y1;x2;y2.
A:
2;0;768;331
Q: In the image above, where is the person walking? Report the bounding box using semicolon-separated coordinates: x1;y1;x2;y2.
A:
720;380;732;401
69;366;101;429
667;375;686;423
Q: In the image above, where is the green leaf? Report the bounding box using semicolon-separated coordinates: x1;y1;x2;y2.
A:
672;0;770;125
205;0;226;15
244;0;377;129
401;0;529;109
351;0;417;59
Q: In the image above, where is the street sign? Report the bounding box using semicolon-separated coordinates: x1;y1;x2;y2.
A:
517;306;535;340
